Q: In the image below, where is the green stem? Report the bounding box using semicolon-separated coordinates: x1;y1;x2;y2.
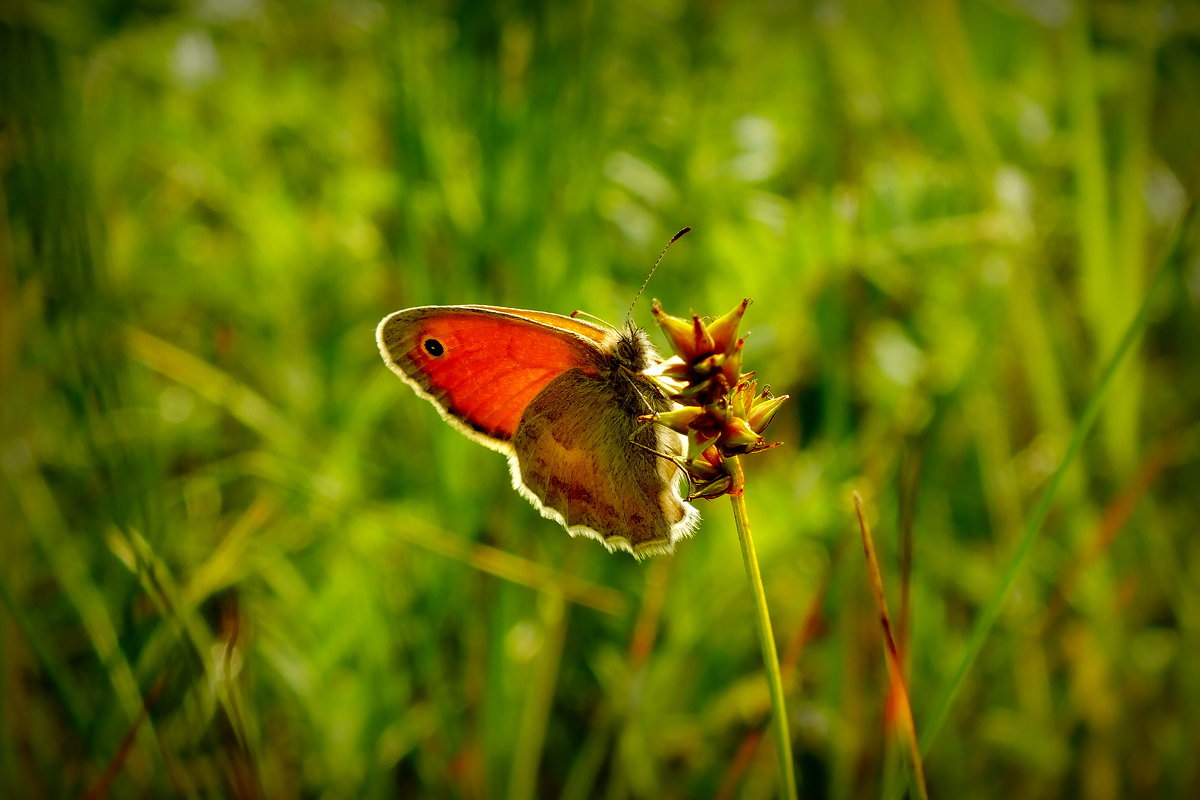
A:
727;456;797;799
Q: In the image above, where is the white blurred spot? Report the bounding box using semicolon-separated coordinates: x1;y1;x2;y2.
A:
601;190;656;246
1143;164;1186;226
871;326;924;388
172;30;221;88
159;385;195;424
833;184;859;223
506;621;543;662
747;192;787;232
1023;433;1061;485
197;0;261;21
605;152;677;206
994;165;1032;219
343;0;384;31
1009;0;1071;27
796;704;830;739
730;115;779;182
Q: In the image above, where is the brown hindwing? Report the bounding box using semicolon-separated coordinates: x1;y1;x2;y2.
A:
510;368;698;556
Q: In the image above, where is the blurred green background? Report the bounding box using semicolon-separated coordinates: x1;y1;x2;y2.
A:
3;0;1199;797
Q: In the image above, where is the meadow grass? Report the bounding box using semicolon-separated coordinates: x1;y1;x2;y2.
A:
3;1;1199;797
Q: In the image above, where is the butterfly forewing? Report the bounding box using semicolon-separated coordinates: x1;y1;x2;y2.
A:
470;306;613;346
377;307;607;445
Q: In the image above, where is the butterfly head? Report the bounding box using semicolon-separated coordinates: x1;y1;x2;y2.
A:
611;322;657;373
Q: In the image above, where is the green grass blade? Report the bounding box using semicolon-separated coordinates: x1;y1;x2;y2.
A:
914;200;1194;766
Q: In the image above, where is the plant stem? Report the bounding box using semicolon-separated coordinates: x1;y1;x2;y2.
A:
727;456;797;799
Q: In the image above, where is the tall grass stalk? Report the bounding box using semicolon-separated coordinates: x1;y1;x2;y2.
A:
727;456;797;799
852;492;928;800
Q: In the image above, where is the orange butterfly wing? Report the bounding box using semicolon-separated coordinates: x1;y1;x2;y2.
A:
376;306;611;448
469;306;612;346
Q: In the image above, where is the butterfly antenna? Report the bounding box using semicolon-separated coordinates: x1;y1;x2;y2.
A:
626;227;692;325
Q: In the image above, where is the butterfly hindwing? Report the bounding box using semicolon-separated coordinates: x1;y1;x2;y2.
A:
511;367;698;555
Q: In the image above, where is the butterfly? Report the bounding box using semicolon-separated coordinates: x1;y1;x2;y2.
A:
376;305;700;557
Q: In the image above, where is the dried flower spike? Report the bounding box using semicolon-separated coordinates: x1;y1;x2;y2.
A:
644;299;788;499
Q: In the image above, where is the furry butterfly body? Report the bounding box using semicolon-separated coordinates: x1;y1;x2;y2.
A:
376;305;699;557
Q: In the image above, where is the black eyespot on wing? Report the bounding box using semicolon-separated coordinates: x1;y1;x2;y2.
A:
423;338;445;357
